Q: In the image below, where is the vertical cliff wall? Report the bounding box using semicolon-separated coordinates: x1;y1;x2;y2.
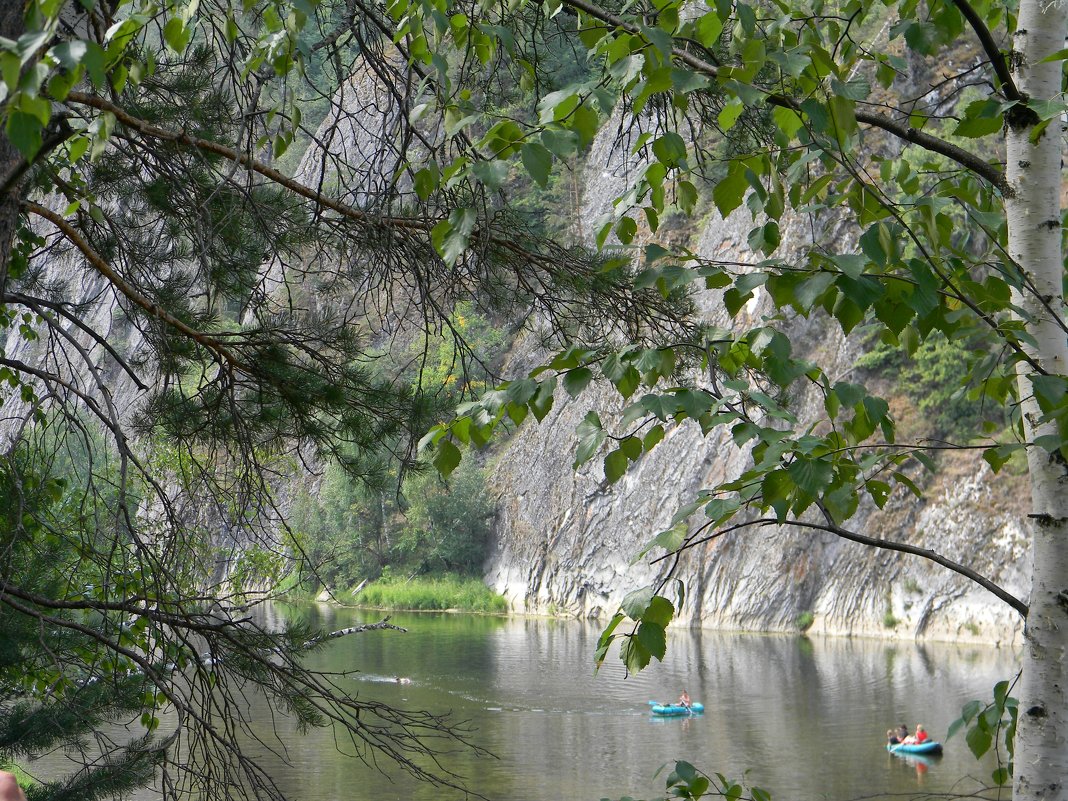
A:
484;118;1029;645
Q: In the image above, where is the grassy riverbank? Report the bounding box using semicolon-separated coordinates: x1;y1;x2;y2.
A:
1;763;35;790
352;575;508;613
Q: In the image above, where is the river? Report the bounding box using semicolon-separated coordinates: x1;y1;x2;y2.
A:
251;604;1018;801
26;603;1018;801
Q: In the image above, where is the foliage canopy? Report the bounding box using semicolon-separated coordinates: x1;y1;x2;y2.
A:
1;0;1067;796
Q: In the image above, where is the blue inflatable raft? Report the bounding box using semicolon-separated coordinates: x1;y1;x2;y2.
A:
649;701;704;716
887;741;943;756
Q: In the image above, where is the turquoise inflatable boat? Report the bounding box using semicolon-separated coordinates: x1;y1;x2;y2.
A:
648;701;704;716
887;741;943;756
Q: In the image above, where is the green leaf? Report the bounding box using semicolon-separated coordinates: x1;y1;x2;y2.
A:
718;99;745;130
652;131;687;167
642;595;675;627
983;444;1021;473
521;142;553;187
695;11;723;46
966;722;993;759
652;521;686;553
830;78;870;101
616;216;638;244
563;367;594;397
620;436;643;461
674;761;697;782
866;479;892;508
432;440;461;477
713;161;748;217
635;621;667;661
1030;374;1068;414
787;457;832;495
620;586;655;620
571;103;600;146
6;111;43;159
529;380;555;421
414;164;439;200
643;424;665;451
506;401;528;426
953;99;1003;138
604;448;629;483
541;127;579;157
594;612;625;668
50;40;88;70
993;679;1011;708
832;295;864;334
761;469;793;522
620;636;652;673
82;41;106;87
471;158;510;189
163;17;194;54
574;411;606;467
772;105;804;140
431;207;478;266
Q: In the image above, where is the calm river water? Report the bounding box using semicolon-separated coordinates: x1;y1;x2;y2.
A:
251;604;1018;801
29;603;1019;801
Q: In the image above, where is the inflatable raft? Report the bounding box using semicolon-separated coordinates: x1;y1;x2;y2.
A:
887;741;943;756
649;701;704;716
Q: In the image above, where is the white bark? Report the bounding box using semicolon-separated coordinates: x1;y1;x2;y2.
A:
1006;0;1068;797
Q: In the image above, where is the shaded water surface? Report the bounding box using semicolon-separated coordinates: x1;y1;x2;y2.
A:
256;605;1018;801
26;604;1018;801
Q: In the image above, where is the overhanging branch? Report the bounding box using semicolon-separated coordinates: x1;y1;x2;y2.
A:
23;201;249;373
61;92;554;267
950;0;1020;101
665;515;1028;618
559;0;1007;191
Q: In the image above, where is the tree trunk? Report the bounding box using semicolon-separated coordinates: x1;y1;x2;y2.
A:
1006;0;1068;796
0;2;25;288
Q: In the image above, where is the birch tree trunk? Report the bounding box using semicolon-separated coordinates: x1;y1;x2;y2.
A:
1006;0;1068;796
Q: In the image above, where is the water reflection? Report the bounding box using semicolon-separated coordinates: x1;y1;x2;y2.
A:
26;607;1019;801
271;609;1018;801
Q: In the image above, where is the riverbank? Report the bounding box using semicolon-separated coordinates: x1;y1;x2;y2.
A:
286;575;508;614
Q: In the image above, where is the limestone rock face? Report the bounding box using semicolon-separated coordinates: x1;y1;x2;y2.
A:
4;60;1029;645
483;119;1028;645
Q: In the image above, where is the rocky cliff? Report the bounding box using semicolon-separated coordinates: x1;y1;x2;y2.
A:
5;58;1030;646
483;117;1029;646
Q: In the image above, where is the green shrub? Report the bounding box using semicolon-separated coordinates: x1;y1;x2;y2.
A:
0;762;36;790
856;330;1005;440
794;611;815;632
353;576;508;613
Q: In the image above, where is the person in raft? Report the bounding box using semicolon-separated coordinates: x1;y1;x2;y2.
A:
902;724;929;745
897;724;909;741
887;729;901;745
678;690;691;709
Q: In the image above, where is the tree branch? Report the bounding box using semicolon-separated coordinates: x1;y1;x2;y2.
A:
23;201;250;372
61;92;552;266
669;515;1028;618
559;0;1007;190
304;618;408;648
950;0;1021;101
